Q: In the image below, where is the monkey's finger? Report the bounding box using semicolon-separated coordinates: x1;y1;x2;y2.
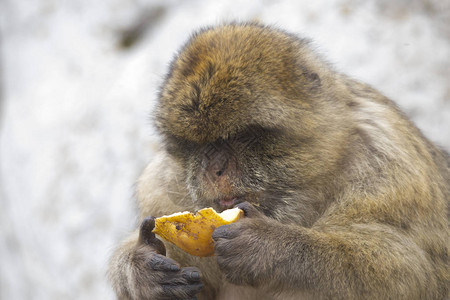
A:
181;267;202;282
149;253;180;272
161;283;204;299
138;217;167;254
235;201;262;218
139;216;156;241
212;224;239;241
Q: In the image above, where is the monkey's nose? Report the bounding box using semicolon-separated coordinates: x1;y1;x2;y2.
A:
215;167;225;177
207;157;228;180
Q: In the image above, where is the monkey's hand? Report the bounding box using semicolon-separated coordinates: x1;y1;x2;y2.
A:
212;202;282;289
110;217;203;300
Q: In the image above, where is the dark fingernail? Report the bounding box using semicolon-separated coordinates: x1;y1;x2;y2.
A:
140;217;156;231
190;271;200;280
170;264;180;272
183;270;200;280
235;201;259;217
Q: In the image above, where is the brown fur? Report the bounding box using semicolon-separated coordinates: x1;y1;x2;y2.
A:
108;23;449;299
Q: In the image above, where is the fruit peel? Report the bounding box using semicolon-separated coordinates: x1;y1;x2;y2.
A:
153;207;243;257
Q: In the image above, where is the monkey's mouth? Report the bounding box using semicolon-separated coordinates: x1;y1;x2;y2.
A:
217;196;243;209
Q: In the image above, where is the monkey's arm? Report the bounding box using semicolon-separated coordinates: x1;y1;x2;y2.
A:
107;153;206;299
108;231;139;300
213;203;438;299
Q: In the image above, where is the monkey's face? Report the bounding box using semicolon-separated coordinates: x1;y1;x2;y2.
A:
163;125;300;212
155;24;326;214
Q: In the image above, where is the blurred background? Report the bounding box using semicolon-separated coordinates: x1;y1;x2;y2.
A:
1;0;449;299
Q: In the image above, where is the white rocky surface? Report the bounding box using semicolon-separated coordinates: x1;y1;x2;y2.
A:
1;0;449;299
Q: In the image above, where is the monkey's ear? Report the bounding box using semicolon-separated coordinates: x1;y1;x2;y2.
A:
308;72;320;83
306;72;321;90
235;202;264;218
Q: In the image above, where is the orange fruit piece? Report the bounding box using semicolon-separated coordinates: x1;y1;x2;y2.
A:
153;207;244;257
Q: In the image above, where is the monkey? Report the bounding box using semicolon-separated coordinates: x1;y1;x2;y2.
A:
108;22;449;299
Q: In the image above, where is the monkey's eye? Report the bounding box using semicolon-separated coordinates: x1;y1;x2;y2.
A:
221;125;275;153
233;125;280;144
163;135;196;158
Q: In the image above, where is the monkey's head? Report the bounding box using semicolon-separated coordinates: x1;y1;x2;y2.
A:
155;23;348;217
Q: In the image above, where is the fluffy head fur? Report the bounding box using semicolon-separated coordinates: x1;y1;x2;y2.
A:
155;23;329;143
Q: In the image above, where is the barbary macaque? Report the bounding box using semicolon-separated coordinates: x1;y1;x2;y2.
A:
108;23;449;299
